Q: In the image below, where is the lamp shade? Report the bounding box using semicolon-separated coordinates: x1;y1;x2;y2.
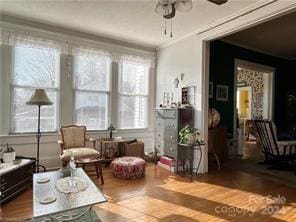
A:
26;89;53;106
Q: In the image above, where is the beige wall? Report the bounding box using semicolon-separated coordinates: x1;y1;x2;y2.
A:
156;36;208;173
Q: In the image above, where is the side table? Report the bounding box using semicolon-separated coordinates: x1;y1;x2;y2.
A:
177;142;205;179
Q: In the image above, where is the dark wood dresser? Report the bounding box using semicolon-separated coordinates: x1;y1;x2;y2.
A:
0;158;36;205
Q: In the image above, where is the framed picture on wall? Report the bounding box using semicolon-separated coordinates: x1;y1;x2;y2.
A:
216;84;228;101
209;82;214;98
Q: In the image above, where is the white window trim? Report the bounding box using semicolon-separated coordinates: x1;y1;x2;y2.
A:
73;54;112;131
117;62;150;130
9;45;60;134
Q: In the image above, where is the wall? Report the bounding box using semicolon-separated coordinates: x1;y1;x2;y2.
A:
209;40;295;134
156;36;207;173
0;130;154;169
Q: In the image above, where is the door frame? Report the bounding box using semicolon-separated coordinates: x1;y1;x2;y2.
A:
233;59;275;136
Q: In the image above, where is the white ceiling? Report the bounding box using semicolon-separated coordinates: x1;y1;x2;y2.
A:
0;0;260;48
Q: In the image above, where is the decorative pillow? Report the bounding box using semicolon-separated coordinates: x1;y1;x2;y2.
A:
60;148;100;161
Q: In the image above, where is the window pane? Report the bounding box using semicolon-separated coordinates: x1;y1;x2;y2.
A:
14;45;59;88
119;62;148;95
11;88;57;133
75;91;108;130
119;95;147;129
74;55;109;91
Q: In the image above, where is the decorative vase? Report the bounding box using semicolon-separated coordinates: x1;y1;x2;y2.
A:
3;151;16;163
185;133;196;145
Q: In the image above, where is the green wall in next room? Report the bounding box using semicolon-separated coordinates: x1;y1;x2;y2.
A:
209;40;295;137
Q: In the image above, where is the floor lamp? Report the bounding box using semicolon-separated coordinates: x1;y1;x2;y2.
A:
26;89;53;173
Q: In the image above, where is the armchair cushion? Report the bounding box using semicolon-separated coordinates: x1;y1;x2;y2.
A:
60;147;100;161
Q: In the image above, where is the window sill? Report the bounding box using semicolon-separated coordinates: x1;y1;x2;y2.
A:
86;128;151;133
117;128;152;133
7;131;58;137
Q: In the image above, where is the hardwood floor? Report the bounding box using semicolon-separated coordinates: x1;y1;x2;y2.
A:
1;163;296;221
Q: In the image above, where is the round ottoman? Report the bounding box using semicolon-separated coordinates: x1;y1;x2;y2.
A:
111;157;145;179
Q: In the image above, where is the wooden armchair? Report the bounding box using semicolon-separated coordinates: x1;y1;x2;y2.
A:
254;120;296;169
58;125;100;167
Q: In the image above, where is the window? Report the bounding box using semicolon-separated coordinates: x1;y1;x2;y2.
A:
118;61;149;129
11;44;59;133
74;54;110;130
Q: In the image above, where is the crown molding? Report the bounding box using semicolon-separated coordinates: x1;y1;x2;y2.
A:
0;13;157;54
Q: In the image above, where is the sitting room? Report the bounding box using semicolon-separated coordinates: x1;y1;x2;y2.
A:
0;1;296;221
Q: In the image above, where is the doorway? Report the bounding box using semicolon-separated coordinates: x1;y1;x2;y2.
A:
237;86;252;120
234;59;275;159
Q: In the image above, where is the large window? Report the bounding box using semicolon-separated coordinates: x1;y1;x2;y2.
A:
74;54;110;130
118;62;149;129
11;44;59;133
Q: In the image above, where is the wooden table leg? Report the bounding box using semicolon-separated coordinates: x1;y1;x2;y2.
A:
97;161;104;185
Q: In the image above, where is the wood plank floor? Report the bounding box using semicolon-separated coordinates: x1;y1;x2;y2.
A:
1;163;296;221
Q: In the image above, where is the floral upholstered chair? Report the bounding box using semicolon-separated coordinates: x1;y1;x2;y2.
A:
58;125;100;167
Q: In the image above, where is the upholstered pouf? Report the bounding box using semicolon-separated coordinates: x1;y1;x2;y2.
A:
111;157;145;179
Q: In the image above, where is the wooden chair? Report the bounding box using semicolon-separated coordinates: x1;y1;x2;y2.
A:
254;120;296;169
58;125;104;184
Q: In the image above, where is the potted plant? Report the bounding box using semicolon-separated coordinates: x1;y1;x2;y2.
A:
179;125;194;144
2;143;16;163
179;126;203;145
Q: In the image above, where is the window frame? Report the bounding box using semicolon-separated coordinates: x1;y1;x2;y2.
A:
73;54;111;131
117;61;150;130
9;44;60;134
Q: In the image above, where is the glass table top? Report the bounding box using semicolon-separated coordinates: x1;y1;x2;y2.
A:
33;168;107;218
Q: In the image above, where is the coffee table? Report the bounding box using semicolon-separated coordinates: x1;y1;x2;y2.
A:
33;168;107;221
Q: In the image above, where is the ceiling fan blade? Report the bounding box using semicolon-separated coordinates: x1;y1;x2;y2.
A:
175;0;193;12
207;0;228;5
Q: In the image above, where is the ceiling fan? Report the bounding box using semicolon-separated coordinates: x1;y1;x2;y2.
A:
207;0;228;5
155;0;228;38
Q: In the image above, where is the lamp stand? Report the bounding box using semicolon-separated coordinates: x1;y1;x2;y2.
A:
36;105;46;173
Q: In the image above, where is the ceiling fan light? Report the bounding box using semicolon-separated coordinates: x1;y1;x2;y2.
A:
175;0;192;12
155;2;173;16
